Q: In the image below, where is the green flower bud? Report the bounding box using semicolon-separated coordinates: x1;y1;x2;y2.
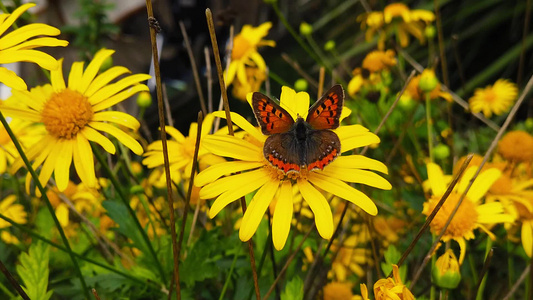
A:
129;184;145;195
432;249;461;289
419;69;439;93
137;91;152;108
425;25;436;39
398;95;416;111
434;144;450;160
294;79;308;91
299;22;313;36
99;56;113;72
324;40;336;51
525;118;533;131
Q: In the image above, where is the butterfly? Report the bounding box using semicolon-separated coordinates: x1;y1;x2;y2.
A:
252;85;344;175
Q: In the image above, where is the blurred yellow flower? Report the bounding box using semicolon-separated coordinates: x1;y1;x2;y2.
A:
2;49;149;193
196;86;390;250
225;22;275;98
497;130;533;162
0;195;27;228
422;163;513;263
231;66;267;101
358;3;435;49
0;118;45;174
323;282;356;300
330;235;373;280
403;69;452;102
362;50;397;73
469;79;518;118
0;3;68;90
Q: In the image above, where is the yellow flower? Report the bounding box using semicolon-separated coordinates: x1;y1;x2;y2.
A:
225;22;275;91
195;86;391;250
432;249;461;289
497;130;533;162
330;235;373;280
323;282;355;300
0;3;68;90
0;195;27;228
469;79;518;118
358;3;435;49
0;117;45;174
403;69;452;102
1;49;149;192
422;163;514;263
362;50;397;73
231;66;267;101
361;264;415;300
143;114;224;182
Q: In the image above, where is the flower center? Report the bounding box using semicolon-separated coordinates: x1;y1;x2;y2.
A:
428;193;478;239
41;89;93;139
232;35;251;60
483;89;497;104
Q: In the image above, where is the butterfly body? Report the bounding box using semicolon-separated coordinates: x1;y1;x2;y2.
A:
252;85;344;175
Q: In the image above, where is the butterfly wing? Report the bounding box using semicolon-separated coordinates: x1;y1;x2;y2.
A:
252;92;294;135
304;129;341;171
263;132;302;174
306;84;344;130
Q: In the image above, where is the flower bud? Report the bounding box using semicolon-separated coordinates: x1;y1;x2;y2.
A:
425;25;436;39
294;79;308;91
419;69;439;93
324;40;336;51
99;56;113;72
137;91;152;108
432;249;461;289
299;22;313;36
434;144;450;160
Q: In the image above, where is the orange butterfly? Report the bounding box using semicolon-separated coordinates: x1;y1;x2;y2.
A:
252;85;344;174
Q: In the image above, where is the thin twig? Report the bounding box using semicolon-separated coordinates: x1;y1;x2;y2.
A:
205;47;213;113
517;0;531;87
179;21;207;115
92;288;101;300
434;0;449;87
162;84;174;128
281;53;319;89
206;9;261;299
503;265;530;300
317;67;325;99
144;1;177;296
187;194;202;246
473;248;493;298
0;258;29;300
213;25;234;133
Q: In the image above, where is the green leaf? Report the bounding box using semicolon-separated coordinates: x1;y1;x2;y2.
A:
16;242;53;300
281;276;303;300
180;230;222;287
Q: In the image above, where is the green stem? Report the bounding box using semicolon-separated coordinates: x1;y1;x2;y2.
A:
508;240;514;300
218;244;242;300
475;239;492;300
0;112;90;299
425;92;434;162
93;146;167;283
0;280;15;299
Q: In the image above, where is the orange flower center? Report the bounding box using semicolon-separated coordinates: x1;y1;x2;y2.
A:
483;89;497;104
427;193;478;239
232;35;251;60
41;89;93;139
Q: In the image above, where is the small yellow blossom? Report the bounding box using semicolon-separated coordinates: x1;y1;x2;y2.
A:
403;69;452;102
497;130;533;162
323;282;355;300
0;195;27;228
360;264;415;300
469;79;518;118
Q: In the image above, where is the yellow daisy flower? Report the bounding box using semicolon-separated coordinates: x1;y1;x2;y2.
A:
360;264;415;300
330;235;373;280
143;113;224;182
0;3;68;90
497;130;533;163
358;2;435;50
469;79;518;118
195;86;391;250
231;66;267;101
0;117;45;174
225;22;275;92
422;163;514;263
1;49;149;192
323;282;356;300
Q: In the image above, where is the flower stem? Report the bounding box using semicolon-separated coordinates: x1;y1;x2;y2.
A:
0;112;90;299
425;92;434;162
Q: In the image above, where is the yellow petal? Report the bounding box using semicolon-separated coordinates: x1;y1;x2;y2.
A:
239;179;279;242
212;111;265;143
202;135;262;162
165;126;185;142
91;84;149;111
74;134;96;187
93;111;140;130
7;37;68;51
462;168;501;202
54;140;73;192
78;49;115;93
0;67;26;90
522;221;533;257
89;122;143;155
330;155;388;174
68;61;85;92
297;179;333;239
272;181;293;250
321;168;391;190
201;168;269;199
81;126;116;154
308;173;378;216
195;161;263;187
85;66;130;97
55;203;69;227
51;59;66;91
0;3;35;36
427;163;446;196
